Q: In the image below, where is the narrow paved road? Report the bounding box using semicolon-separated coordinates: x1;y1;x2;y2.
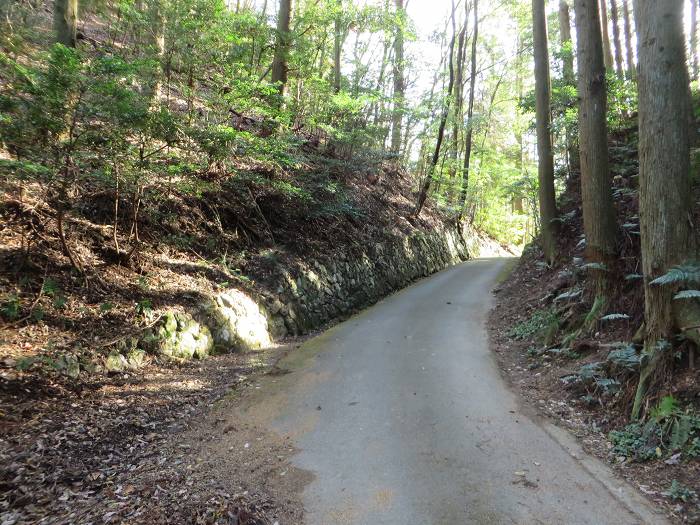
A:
269;258;664;524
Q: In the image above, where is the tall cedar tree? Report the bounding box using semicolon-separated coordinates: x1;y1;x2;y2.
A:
458;0;479;218
54;0;78;47
391;0;406;155
415;2;458;216
574;0;617;302
609;0;624;78
599;0;614;71
621;0;634;79
558;0;579;173
692;0;699;81
271;0;292;94
532;0;558;263
632;0;694;419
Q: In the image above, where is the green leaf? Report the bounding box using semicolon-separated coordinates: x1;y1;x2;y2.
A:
600;313;630;321
673;290;700;300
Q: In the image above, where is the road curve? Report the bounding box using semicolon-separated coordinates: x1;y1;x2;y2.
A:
268;258;665;524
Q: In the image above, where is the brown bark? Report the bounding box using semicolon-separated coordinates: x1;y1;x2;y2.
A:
271;0;292;95
415;3;458;216
53;0;78;47
599;0;614;71
609;0;624;78
448;15;467;199
692;0;698;81
632;0;694;419
390;0;406;155
532;0;558;263
457;0;479;218
574;0;617;301
558;0;579;173
621;0;635;79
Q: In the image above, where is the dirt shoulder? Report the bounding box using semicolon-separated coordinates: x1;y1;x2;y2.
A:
0;340;314;524
488;251;700;525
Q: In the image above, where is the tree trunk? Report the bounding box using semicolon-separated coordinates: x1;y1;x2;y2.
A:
621;0;635;79
599;0;614;71
53;0;78;47
574;0;618;303
390;0;406;155
632;0;694;419
448;6;467;202
271;0;292;95
609;0;624;77
457;0;479;218
415;2;458;216
691;0;698;81
145;0;165;101
558;0;579;173
532;0;558;263
333;3;344;94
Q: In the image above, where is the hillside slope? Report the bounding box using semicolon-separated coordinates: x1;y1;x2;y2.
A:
489;123;700;523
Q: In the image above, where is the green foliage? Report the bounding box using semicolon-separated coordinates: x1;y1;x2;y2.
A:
606;343;641;371
508;307;559;342
663;480;698;503
610;397;700;461
650;263;700;286
1;293;21;321
609;423;659;461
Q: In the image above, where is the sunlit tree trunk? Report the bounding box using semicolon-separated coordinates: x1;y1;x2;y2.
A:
146;0;165;101
691;0;698;81
390;0;406;155
333;2;345;94
53;0;78;47
457;0;478;219
575;0;617;305
599;0;614;71
632;0;694;419
621;0;635;79
448;19;466;199
271;0;292;95
415;2;457;216
532;0;558;263
609;0;624;77
558;0;579;173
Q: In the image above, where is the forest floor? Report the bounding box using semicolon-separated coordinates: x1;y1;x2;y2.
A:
1;335;317;524
489;248;700;525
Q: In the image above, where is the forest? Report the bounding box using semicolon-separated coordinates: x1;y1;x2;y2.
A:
0;0;699;523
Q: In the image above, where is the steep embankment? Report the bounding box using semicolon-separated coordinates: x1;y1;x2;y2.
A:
488;124;700;523
1;143;508;523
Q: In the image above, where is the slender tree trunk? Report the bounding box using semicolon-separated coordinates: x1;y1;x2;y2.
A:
692;0;699;81
558;0;579;173
609;0;624;77
145;0;165;101
632;0;694;419
532;0;558;263
621;0;635;79
333;4;344;94
390;0;406;155
599;0;614;71
53;0;78;47
448;8;467;202
271;0;292;95
457;0;479;218
575;0;617;304
415;3;458;216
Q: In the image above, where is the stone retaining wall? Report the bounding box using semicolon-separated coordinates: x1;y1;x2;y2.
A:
134;225;479;361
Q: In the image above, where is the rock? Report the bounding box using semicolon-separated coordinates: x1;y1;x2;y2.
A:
203;289;272;352
155;311;213;360
126;349;147;369
105;351;127;373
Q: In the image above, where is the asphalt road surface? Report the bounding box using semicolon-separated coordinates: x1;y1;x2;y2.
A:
270;258;667;524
